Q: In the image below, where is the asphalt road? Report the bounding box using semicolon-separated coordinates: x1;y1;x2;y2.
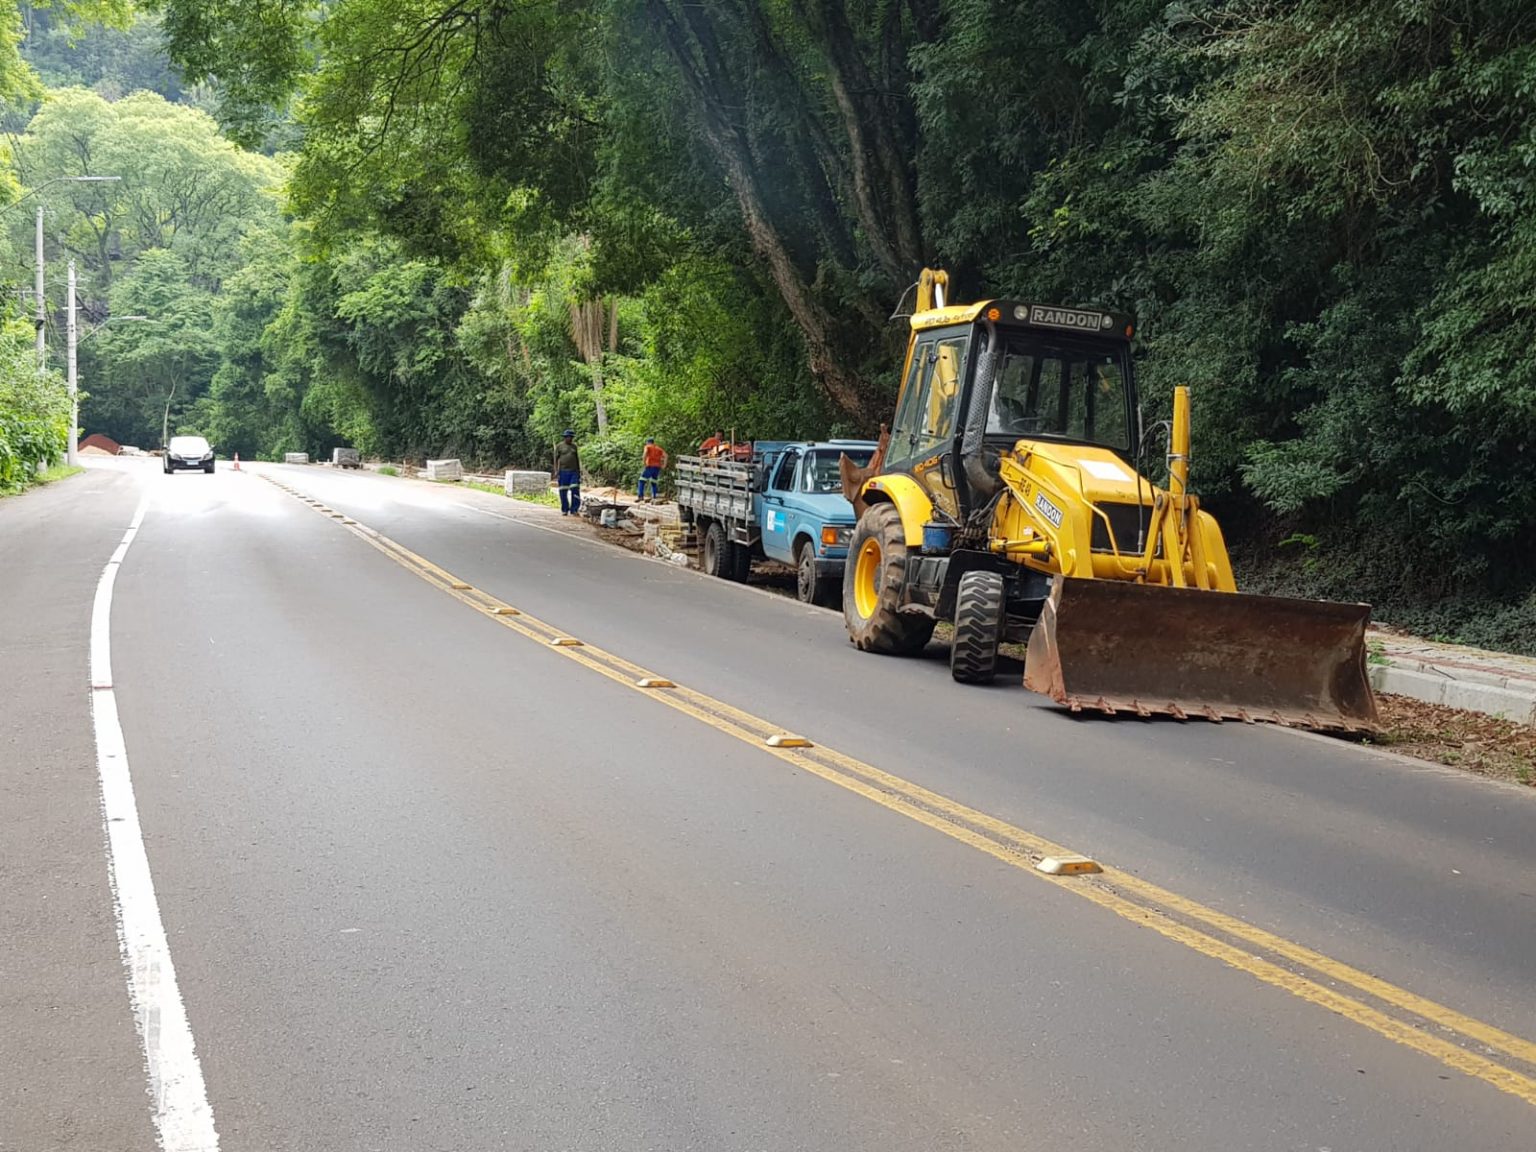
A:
4;458;1535;1151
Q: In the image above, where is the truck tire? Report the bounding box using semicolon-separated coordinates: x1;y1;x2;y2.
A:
843;503;935;655
950;570;1005;684
702;521;728;578
796;541;836;608
727;540;753;583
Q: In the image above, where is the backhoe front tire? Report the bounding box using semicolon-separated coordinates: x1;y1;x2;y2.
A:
950;570;1005;684
843;503;935;655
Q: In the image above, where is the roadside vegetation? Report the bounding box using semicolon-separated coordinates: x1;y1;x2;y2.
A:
0;317;69;492
1;1;1534;653
30;460;80;486
460;477;558;507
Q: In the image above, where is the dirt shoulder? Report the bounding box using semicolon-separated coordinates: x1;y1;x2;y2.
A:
1366;695;1536;787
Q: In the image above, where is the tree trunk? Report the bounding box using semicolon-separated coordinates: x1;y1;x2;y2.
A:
907;0;942;48
730;0;861;271
798;0;926;273
570;299;609;433
647;0;868;420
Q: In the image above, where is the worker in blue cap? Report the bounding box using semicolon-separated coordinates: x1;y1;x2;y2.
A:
553;429;581;515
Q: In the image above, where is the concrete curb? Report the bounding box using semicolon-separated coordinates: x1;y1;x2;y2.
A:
1369;662;1536;725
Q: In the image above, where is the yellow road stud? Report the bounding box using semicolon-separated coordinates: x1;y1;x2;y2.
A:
549;637;583;647
636;677;675;689
449;581;472;590
492;606;520;616
765;733;812;749
1036;856;1103;876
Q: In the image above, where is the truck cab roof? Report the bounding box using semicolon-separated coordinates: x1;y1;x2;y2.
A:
753;439;879;456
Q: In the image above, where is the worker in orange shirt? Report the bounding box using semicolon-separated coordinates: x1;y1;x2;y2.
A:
637;437;668;502
698;429;726;457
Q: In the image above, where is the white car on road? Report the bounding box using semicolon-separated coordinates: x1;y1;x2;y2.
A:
163;435;215;474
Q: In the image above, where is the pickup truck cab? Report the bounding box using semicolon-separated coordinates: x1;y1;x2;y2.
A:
676;439;878;605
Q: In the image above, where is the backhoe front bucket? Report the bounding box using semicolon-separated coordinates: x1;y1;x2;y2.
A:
1023;579;1378;732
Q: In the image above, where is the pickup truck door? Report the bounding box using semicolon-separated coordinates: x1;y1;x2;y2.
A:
760;448;799;562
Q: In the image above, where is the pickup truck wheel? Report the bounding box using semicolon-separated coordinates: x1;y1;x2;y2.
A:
702;522;728;578
795;543;819;604
796;542;836;607
843;503;934;655
950;570;1005;684
726;540;752;583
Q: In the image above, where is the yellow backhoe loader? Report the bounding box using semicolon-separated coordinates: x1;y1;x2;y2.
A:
840;270;1378;732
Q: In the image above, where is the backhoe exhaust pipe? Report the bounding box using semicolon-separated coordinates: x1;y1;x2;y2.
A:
960;319;1001;501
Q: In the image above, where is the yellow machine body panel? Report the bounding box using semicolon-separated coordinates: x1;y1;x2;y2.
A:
993;442;1237;590
861;474;933;548
913;454;960;523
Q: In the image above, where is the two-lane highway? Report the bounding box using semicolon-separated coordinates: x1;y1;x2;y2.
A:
4;458;1534;1150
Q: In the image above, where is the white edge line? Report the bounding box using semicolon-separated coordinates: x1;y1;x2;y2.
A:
91;487;220;1152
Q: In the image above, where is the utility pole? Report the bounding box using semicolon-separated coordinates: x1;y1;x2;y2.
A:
17;176;122;377
35;204;45;372
67;260;78;466
162;379;176;449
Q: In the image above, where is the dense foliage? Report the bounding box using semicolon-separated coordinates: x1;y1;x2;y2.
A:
2;1;1533;648
0;319;69;490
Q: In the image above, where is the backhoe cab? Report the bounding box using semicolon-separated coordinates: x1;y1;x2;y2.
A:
841;269;1378;732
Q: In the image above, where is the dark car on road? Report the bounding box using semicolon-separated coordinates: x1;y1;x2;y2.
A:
164;435;215;474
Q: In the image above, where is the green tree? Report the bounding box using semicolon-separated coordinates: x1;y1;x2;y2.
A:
86;247;217;444
0;315;69;489
14;87;282;289
20;7;189;103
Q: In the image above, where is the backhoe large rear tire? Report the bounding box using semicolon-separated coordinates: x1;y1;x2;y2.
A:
950;570;1005;684
843;503;935;655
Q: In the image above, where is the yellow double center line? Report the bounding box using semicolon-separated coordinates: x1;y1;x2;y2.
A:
267;474;1536;1106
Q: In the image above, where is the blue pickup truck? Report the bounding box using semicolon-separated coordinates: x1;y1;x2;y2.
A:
675;440;878;606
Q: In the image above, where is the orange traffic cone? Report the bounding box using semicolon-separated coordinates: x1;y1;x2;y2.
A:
233;452;241;471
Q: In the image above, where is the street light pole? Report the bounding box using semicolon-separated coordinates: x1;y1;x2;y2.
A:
67;259;78;465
